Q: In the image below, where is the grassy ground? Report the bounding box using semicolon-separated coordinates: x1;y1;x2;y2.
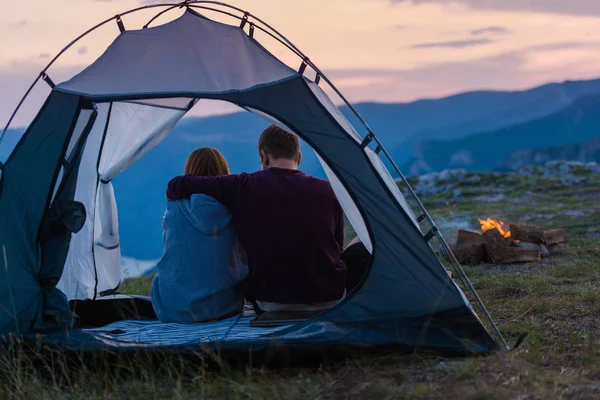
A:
2;167;600;399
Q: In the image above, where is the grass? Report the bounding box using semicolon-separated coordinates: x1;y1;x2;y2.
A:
2;168;600;398
119;274;153;296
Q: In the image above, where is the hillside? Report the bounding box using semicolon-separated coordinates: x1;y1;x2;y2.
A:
403;94;600;174
497;138;600;171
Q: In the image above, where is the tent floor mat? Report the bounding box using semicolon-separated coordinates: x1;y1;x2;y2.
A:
20;307;500;355
84;316;290;346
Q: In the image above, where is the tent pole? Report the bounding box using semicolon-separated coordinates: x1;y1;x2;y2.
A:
369;134;510;351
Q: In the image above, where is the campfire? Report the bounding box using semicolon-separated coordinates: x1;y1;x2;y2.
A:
478;218;511;238
449;218;567;265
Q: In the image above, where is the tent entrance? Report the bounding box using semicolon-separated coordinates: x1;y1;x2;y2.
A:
56;96;376;305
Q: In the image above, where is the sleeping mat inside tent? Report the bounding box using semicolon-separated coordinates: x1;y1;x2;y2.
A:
23;299;498;354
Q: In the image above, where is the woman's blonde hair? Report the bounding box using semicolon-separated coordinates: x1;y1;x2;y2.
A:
184;147;230;177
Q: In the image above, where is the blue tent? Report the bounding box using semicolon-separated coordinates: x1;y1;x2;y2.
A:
0;2;507;354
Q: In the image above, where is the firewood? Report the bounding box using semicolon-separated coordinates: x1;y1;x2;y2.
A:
514;241;550;258
450;243;487;265
456;229;485;246
509;224;545;244
483;229;541;264
543;228;567;246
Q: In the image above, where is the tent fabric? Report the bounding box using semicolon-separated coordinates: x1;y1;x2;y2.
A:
57;11;296;99
59;103;111;300
0;91;81;334
1;8;500;353
36;102;98;332
315;152;373;253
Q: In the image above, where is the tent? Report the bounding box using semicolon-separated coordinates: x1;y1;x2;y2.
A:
0;1;508;353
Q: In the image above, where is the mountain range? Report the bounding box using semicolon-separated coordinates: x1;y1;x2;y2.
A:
403;93;600;173
4;77;600;259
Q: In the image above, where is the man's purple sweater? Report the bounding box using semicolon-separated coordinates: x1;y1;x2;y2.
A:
166;168;347;304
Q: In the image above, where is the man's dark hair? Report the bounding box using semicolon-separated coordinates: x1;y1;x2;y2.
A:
258;125;300;160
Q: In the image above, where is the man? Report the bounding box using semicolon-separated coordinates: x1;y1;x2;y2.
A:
166;125;347;312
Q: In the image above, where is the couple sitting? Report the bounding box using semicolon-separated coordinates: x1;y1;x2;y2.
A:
151;125;368;323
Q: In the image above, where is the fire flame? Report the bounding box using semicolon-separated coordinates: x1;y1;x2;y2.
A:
478;218;511;238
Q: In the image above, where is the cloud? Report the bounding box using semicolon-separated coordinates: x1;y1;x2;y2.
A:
526;41;600;52
471;26;510;35
5;20;28;28
389;0;600;17
38;53;50;59
78;46;88;55
324;40;600;105
411;38;492;49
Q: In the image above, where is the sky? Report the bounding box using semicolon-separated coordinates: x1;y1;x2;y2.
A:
2;0;600;127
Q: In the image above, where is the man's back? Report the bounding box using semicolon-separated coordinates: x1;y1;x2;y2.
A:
233;168;346;304
166;168;347;304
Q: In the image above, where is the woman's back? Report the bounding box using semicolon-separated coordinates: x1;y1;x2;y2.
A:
151;194;247;323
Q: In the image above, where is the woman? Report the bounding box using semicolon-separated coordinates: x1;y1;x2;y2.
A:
151;148;248;323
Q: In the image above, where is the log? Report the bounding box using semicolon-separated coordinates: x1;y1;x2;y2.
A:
483;229;541;264
514;241;550;258
450;243;487;265
509;224;545;244
456;229;486;246
543;228;568;246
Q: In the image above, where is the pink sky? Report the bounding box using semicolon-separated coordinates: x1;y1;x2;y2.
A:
2;0;600;127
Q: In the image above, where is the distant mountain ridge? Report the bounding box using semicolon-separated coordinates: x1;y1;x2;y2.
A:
384;78;600;163
403;93;600;174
